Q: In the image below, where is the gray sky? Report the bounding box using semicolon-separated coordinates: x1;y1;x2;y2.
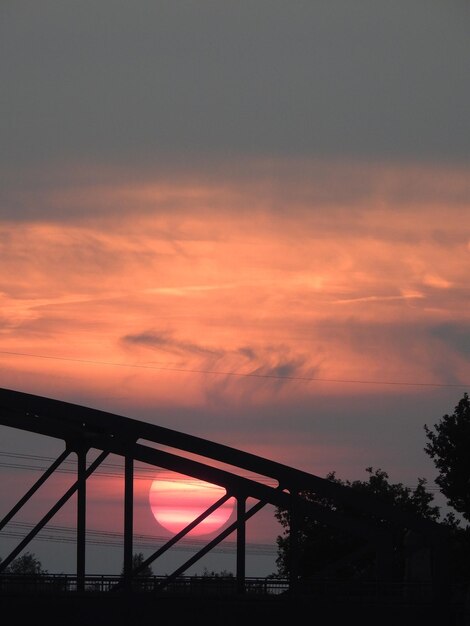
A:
1;0;469;171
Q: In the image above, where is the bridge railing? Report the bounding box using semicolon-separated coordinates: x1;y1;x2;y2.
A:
0;574;466;607
0;574;289;596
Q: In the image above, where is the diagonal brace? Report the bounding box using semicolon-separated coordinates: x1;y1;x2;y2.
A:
136;492;232;575
111;492;233;592
0;448;71;532
158;495;271;591
0;450;109;573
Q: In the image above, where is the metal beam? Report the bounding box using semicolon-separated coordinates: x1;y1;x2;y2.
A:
123;454;134;590
289;490;300;592
76;447;87;592
236;495;246;594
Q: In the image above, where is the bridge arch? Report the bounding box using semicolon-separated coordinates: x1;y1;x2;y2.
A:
0;387;447;594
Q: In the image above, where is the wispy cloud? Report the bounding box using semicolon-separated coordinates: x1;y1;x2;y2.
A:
333;292;425;305
143;283;238;297
122;331;225;358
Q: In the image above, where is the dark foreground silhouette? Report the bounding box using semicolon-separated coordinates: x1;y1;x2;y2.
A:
2;591;468;626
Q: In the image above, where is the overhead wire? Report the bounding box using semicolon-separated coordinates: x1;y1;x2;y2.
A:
0;521;276;555
0;451;280;487
0;349;467;388
0;451;440;491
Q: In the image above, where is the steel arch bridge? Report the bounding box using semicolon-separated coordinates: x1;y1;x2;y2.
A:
0;387;449;597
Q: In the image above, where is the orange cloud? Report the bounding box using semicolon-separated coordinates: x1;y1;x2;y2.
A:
0;157;468;427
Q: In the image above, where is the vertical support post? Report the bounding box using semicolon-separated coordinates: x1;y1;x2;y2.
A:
76;447;87;592
236;494;246;594
289;489;299;593
123;453;134;590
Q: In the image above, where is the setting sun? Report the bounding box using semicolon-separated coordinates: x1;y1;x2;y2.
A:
149;473;234;536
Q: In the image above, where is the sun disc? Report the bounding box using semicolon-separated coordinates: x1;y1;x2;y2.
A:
149;473;234;536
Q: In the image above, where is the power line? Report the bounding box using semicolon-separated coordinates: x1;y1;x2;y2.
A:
0;451;280;487
0;521;277;555
0;350;467;389
0;451;280;486
0;451;440;491
0;453;165;481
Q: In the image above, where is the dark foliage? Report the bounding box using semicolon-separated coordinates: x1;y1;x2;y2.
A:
275;467;442;581
0;552;47;575
424;393;470;522
121;552;154;577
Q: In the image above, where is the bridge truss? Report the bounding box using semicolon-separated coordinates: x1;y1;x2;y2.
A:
0;387;449;599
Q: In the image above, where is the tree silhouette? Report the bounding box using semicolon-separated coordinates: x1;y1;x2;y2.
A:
424;393;470;522
121;552;153;577
201;567;234;578
275;467;440;581
0;552;46;575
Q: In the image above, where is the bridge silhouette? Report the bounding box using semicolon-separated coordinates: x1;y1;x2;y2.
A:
0;387;462;625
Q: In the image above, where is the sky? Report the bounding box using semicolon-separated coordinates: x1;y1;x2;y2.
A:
0;1;469;577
